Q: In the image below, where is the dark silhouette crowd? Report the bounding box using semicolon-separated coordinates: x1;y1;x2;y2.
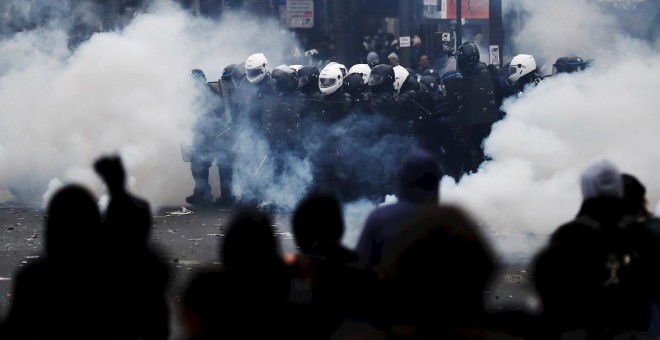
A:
1;151;659;339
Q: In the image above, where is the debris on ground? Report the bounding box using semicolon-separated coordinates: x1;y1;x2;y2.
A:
164;207;193;216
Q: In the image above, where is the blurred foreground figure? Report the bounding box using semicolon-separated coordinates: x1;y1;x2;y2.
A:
182;208;289;339
355;149;443;272
94;155;170;339
1;185;107;337
533;160;660;339
287;192;382;339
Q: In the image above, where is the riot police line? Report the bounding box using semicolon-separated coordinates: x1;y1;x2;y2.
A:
183;45;589;208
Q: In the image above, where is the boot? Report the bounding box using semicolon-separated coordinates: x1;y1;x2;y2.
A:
213;163;234;207
187;162;212;206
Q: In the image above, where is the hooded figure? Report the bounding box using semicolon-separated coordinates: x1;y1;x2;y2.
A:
354;150;443;272
533;160;657;338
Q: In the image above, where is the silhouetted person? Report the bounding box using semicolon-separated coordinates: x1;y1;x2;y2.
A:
287;192;383;339
94;155;170;339
355;149;443;273
621;173;660;334
533;161;656;338
182;208;289;339
380;205;496;338
1;185;106;337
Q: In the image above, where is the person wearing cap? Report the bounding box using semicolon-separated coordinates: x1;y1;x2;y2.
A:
366;51;380;69
388;52;400;67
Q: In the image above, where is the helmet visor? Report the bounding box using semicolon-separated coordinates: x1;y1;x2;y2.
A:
368;74;384;86
298;75;309;88
319;77;337;88
246;67;263;79
509;65;520;77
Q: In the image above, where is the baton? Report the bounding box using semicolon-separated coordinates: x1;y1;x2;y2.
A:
254;155;267;177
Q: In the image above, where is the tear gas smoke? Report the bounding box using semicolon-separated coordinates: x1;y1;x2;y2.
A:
0;0;303;209
441;0;660;263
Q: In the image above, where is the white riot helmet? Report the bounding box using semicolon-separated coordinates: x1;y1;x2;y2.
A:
508;54;536;85
393;65;410;94
245;53;269;84
319;64;344;95
325;61;347;77
348;64;371;85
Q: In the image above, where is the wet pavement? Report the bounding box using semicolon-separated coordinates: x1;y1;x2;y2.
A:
0;202;538;339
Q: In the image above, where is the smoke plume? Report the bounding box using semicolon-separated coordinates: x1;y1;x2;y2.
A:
0;0;303;208
441;0;660;262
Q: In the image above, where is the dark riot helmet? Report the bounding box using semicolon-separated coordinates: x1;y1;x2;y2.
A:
367;64;395;93
230;62;246;88
456;41;480;72
419;75;439;93
440;70;463;94
400;74;420;93
297;66;320;93
422;68;441;82
270;65;298;95
342;73;366;97
221;64;235;83
553;56;587;74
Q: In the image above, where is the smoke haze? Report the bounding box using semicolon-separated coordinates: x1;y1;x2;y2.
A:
1;0;658;265
441;0;660;262
0;0;302;208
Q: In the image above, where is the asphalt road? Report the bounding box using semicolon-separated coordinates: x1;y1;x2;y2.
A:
0;202;538;339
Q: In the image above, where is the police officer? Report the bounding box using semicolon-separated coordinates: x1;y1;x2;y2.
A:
242;53;273;127
207;64;242;206
452;41;501;174
261;65;305;179
185;69;228;206
507;54;543;95
553;56;587;74
366;64;396;116
310;63;352;197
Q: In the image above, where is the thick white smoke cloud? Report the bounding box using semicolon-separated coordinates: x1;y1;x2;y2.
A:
0;0;303;208
442;0;660;262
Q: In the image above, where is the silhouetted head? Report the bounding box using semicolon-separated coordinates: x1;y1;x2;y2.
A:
94;155;126;194
46;185;101;259
222;208;281;273
622;173;649;216
292;192;344;253
397;150;443;203
580;160;623;201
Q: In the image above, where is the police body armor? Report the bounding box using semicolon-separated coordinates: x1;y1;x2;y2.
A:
261;92;303;148
444;72;499;127
305;91;351;124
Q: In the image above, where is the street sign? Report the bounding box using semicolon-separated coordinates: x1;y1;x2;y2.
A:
399;36;411;47
489;45;500;65
422;0;445;19
286;0;314;28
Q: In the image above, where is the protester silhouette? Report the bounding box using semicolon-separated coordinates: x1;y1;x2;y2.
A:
533;161;657;338
1;185;107;337
355;149;443;273
287;191;383;339
381;204;496;338
182;208;289;339
621;173;660;334
94;155;170;339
